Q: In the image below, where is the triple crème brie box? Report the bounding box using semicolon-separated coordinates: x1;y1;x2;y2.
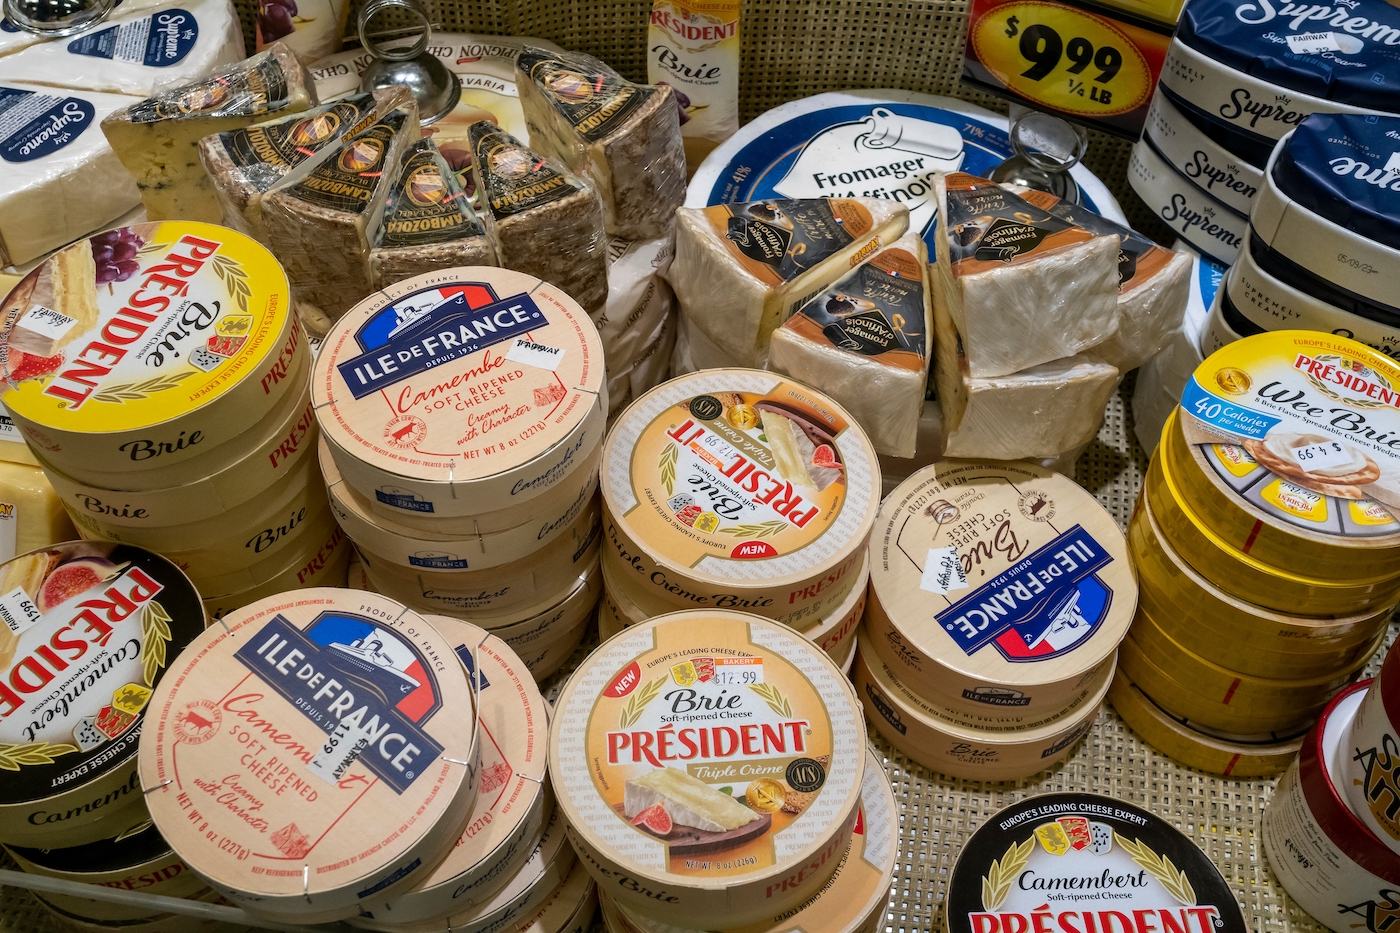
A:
0;222;302;481
549;610;866;927
139;588;480;923
0;542;205;849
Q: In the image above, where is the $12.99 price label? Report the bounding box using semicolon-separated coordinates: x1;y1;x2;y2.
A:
962;0;1172;138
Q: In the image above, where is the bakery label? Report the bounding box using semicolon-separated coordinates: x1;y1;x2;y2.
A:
0;87;97;164
517;47;654;143
0;543;202;807
470;122;586;218
0;222;293;432
1179;332;1400;531
127;47;294;124
66;9;198;67
702;199;874;286
946;794;1246;933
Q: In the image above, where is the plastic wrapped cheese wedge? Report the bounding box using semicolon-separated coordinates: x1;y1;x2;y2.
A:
200;92;378;244
101;43;317;223
369;138;497;291
935;296;1119;460
515;47;684;241
353;616;549;924
550;610;866;927
0;542;205;848
470;121;608;315
768;231;931;458
934;173;1119;378
0;221;305;480
0;0;244;98
140;588;480;923
668;198;908;367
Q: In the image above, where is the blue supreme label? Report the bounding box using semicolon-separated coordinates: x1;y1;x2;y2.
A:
67;9;198;66
0;86;96;163
935;525;1115;663
235;612;445;794
337;282;545;400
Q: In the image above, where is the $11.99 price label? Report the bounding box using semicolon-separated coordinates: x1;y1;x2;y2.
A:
962;0;1172;138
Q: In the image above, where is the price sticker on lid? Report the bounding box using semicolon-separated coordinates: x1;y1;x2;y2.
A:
1290;440;1356;473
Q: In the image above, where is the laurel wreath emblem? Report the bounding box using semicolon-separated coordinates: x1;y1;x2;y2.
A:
748;683;792;718
92;370;195;403
1303;353;1388;409
981;838;1035;910
717;521;786;539
658;446;679;497
618;677;666;728
0;741;78;770
141;600;172;687
1115;836;1196;906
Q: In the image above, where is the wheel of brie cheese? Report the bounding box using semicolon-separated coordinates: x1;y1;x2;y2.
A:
0;542;205;848
550;609;866;927
0;222;304;482
601;370;879;628
865;460;1135;723
199;520;351;620
313;267;606;519
139;588;480;922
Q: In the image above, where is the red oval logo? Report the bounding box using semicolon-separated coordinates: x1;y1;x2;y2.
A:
604;661;642;698
731;541;777;559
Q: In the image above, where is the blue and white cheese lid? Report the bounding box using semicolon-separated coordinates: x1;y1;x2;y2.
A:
1271;112;1400;251
1176;0;1400;111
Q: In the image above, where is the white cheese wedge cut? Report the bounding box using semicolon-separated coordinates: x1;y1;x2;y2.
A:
0;0;174;60
623;767;761;833
768;231;931;458
0;82;141;267
199;91;377;244
935;273;1119;460
0;0;244;97
935;173;1119;378
516;46;684;241
101;41;316;223
264;98;420;334
369;138;496;290
668;197;909;367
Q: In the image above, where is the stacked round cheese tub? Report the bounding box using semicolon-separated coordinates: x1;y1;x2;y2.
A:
1128;0;1400;265
0;221;342;620
550;610;878;930
857;460;1134;782
598;369;879;670
314;267;608;682
1202;113;1400;366
1118;332;1400;777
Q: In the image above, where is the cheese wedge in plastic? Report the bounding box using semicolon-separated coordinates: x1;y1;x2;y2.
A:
768;230;930;458
668;197;908;367
934;173;1119;378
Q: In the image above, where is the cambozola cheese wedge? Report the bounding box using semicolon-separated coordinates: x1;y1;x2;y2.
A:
0;83;141;268
101;41;316;223
1014;187;1191;373
934;288;1118;460
264;98;420;334
470;120;608;314
369;138;496;291
669;198;909;367
768;231;930;458
199;91;377;244
515;46;684;241
935;173;1119;378
0;0;244;97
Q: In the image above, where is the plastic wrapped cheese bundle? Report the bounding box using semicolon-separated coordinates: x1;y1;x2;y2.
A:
605;311;677;419
516;46;685;240
592;235;675;369
769;230;931;458
669;198;908;367
934;173;1120;377
369;138;497;290
469;121;608;313
264;91;420;335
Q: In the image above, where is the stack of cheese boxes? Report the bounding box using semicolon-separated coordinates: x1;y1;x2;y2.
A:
1261;643;1400;933
314;266;608;683
854;459;1136;782
0;211;343;622
1115;331;1400;778
1128;0;1400;266
596;369;880;674
1201;112;1400;364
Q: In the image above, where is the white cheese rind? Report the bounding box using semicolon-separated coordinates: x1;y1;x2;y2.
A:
1143;91;1262;218
1126;139;1244;265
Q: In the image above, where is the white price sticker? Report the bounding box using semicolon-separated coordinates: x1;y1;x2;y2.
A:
0;401;25;447
307;719;372;785
19;305;78;341
0;585;42;636
1286;31;1343;53
1290;440;1356;473
921;546;968;596
505;338;565;372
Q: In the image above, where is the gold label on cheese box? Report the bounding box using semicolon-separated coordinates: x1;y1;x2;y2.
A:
0;222;295;436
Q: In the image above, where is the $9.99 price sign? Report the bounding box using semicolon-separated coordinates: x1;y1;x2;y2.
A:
962;0;1173;138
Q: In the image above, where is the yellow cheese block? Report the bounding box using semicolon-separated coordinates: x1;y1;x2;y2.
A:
0;460;76;560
